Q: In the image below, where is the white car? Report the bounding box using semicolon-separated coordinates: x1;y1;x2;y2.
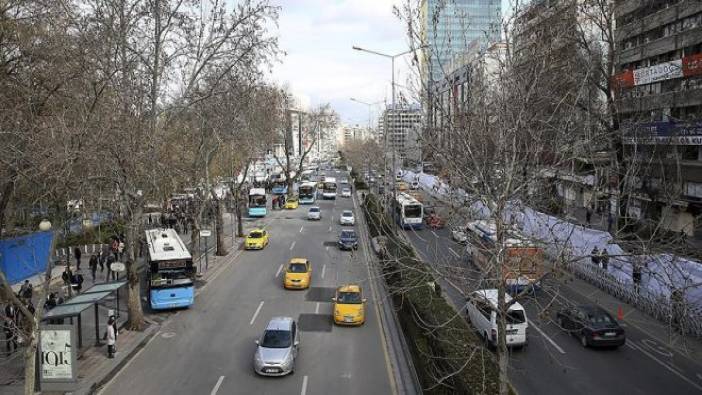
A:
307;206;322;220
341;188;352;198
466;289;528;348
339;210;355;226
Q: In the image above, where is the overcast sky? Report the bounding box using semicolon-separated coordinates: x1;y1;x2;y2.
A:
270;0;412;127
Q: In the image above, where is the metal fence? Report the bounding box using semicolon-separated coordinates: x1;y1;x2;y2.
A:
562;257;702;337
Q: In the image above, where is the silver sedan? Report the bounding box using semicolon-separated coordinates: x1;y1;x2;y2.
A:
254;317;300;376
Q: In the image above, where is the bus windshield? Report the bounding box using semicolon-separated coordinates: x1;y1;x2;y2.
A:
249;195;266;207
299;185;315;197
404;204;422;218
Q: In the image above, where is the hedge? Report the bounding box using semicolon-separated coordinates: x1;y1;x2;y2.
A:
362;194;502;394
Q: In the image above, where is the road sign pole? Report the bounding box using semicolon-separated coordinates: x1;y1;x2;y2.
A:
205;236;209;271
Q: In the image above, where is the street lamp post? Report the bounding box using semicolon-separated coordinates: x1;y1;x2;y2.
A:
352;45;425;224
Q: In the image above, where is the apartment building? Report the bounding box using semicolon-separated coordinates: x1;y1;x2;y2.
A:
613;0;702;235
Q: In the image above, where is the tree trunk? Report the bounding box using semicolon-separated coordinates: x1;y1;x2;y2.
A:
126;217;145;331
214;198;227;256
235;197;244;237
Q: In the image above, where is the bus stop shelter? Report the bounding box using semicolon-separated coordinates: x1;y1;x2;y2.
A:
42;281;127;350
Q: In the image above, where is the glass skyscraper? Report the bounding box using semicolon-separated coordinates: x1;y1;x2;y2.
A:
421;0;502;83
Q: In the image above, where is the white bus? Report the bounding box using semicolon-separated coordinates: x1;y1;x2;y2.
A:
322;177;337;199
299;181;317;204
394;192;424;229
146;228;195;310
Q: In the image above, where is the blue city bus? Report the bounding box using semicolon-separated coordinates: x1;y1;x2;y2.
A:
299;181;317;204
146;228;195;310
248;188;267;217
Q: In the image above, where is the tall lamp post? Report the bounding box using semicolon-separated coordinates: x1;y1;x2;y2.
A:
352;45;426;221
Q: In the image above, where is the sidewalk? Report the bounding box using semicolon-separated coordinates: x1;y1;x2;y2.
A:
1;213;240;394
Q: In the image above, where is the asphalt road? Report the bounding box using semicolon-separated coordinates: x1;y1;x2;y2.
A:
99;170;393;395
402;194;702;395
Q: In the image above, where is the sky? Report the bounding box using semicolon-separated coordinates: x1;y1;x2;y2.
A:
270;0;412;127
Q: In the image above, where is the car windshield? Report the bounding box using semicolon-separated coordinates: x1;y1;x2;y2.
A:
260;329;292;348
342;211;353;217
340;231;356;239
288;198;297;202
506;310;526;324
249;231;263;238
588;312;614;324
309;207;320;212
288;263;307;273
337;291;362;304
343;189;350;193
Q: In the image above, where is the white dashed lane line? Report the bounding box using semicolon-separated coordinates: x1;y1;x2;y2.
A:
290;241;296;250
275;264;283;277
210;376;225;395
249;301;264;326
530;322;566;354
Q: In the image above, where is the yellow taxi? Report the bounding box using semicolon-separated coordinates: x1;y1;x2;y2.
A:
283;258;311;289
245;229;269;250
332;284;366;326
284;197;299;210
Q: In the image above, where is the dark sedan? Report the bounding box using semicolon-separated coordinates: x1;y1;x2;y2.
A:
556;305;625;348
338;230;358;250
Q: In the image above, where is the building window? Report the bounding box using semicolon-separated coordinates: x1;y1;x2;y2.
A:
685;182;702;198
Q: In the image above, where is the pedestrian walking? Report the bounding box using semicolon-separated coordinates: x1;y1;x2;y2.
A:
74;247;82;271
632;262;642;293
585;206;593;226
4;303;18;325
607;212;614;232
105;317;116;358
62;266;73;290
106;255;116;282
590;246;600;267
148;214;153;225
19;280;32;301
600;249;609;271
118;240;125;261
111;238;119;260
89;254;98;282
98;250;105;273
3;318;17;354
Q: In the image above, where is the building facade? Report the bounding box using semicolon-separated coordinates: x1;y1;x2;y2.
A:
382;105;422;165
613;0;702;235
420;0;502;84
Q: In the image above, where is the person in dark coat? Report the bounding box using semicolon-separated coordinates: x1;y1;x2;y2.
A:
3;318;17;353
600;249;609;270
89;254;98;281
74;247;82;270
590;246;600;267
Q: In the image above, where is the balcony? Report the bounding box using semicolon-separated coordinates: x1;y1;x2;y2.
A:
615;0;702;42
617;87;702;114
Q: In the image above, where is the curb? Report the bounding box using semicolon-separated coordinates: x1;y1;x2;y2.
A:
84;325;159;395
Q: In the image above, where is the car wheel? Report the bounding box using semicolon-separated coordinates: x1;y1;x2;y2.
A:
580;334;588;348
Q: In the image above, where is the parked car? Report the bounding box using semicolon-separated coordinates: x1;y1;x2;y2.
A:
338;229;358;250
307;206;322;220
339;210;355;226
253;317;300;376
466;289;528;348
556;305;625;348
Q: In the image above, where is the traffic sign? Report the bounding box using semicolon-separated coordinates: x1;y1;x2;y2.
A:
200;230;212;237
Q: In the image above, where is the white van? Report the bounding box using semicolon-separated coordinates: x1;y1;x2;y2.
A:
466;289;528;348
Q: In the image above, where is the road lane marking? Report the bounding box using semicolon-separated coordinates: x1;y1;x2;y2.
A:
290;241;296;250
321;264;326;279
325;246;329;251
301;375;308;395
530;322;566;354
210;376;225;395
431;231;438;238
315;302;320;314
628;340;701;391
276;264;283;277
329;225;332;231
299;226;304;233
250;301;264;325
448;247;460;258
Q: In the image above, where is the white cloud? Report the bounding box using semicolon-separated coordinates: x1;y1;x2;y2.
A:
270;0;416;125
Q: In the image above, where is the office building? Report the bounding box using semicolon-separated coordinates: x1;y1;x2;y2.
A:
382;105;422;164
420;0;502;84
613;0;702;235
